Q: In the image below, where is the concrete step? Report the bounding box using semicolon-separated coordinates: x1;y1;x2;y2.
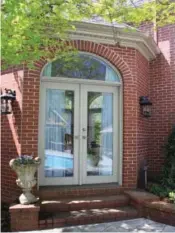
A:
39;206;138;229
40;194;130;212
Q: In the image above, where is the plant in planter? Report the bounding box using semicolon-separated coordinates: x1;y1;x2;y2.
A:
89;141;101;167
9;155;41;205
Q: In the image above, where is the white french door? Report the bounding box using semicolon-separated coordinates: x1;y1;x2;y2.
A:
39;82;119;186
39;82;79;186
80;85;118;184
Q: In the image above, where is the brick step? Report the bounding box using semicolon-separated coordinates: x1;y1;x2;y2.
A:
40;194;130;212
37;185;126;200
39;206;138;229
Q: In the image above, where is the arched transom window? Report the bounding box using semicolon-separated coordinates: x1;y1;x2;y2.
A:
42;53;121;83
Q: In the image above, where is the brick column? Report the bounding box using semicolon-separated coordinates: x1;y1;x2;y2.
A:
10;204;40;231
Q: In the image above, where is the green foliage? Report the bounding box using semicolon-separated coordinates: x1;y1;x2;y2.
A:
95;0;175;27
13;155;41;165
147;128;175;203
148;183;175;203
148;183;171;198
169;192;175;204
1;0;93;68
94;121;101;144
2;0;175;68
162;127;175;189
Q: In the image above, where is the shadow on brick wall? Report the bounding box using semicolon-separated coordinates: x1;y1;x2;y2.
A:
1;83;22;204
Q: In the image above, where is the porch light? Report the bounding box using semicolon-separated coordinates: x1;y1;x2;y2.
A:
0;89;16;114
139;96;152;118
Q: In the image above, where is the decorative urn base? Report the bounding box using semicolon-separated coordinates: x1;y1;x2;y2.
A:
19;192;39;205
91;147;101;167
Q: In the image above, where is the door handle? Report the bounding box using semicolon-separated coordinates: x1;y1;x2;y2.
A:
82;128;86;132
82;136;87;139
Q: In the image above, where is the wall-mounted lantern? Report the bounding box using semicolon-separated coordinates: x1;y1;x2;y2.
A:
0;89;16;114
139;96;152;118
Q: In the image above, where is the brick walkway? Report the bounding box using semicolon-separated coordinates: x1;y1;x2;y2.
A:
16;218;175;232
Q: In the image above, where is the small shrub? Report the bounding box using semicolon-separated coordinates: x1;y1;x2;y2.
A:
148;183;170;198
169;192;175;204
162;127;175;189
147;127;175;202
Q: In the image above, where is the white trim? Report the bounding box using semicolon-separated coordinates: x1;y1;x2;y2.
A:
38;53;123;186
67;21;160;61
38;82;80;186
41;76;121;87
118;85;123;185
81;84;119;184
38;82;123;186
37;78;43;189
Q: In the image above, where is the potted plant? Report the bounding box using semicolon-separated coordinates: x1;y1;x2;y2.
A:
89;141;101;167
9;155;41;205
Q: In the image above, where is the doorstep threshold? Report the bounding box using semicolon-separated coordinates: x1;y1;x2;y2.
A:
39;183;119;190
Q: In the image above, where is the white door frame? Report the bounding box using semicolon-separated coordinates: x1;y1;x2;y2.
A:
38;82;80;186
38;79;123;186
80;84;119;184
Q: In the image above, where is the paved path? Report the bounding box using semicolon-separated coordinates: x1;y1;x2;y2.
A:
16;218;175;232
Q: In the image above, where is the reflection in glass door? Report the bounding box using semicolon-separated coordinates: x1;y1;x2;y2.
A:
39;83;79;186
39;83;118;185
87;92;113;176
44;89;74;178
81;85;118;184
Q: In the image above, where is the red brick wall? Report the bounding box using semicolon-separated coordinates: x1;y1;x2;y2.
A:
106;46;151;181
148;24;175;176
1;24;174;202
136;51;150;172
21;42;139;189
139;22;155;39
137;23;175;177
1;67;24;203
1;42;141;202
106;45;139;187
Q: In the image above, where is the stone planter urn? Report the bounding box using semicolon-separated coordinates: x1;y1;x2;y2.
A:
9;156;41;205
91;147;101;167
90;141;101;167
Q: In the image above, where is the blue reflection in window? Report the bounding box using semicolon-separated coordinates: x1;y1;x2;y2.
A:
42;54;120;82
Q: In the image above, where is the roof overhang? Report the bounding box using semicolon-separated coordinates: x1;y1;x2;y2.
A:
69;21;160;61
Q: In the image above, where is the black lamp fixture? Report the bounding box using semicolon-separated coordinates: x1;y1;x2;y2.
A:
139;96;152;117
1;89;16;114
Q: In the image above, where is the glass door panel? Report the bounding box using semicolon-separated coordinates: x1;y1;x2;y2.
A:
81;85;118;184
39;83;79;185
87;92;113;176
44;89;74;178
39;83;118;186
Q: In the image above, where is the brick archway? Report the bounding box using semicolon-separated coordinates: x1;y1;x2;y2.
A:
29;41;133;84
21;40;138;188
70;41;134;84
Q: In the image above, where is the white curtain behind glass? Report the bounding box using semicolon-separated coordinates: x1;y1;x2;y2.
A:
45;89;66;177
101;94;113;154
100;67;113;174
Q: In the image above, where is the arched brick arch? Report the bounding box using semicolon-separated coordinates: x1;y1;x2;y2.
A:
69;40;134;83
21;40;138;189
26;41;133;83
